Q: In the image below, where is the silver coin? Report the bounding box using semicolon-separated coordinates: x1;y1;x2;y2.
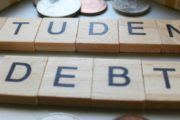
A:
37;0;81;17
39;113;82;120
33;0;40;6
112;0;151;16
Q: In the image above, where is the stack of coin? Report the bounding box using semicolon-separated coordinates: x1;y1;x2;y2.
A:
35;0;107;17
112;0;151;16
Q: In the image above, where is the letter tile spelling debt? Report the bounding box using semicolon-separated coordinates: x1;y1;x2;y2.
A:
0;56;47;105
1;55;180;109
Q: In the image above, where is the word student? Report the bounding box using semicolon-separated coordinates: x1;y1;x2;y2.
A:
0;18;179;53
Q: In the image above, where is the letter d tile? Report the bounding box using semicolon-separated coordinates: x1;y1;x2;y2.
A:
92;59;145;109
76;19;119;53
0;56;47;105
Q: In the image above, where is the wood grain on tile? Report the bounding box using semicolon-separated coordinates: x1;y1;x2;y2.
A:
0;17;6;30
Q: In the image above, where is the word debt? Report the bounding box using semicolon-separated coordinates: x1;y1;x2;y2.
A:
0;18;179;53
0;56;180;109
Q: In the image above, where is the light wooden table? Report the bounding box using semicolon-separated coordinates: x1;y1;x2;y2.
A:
0;0;180;120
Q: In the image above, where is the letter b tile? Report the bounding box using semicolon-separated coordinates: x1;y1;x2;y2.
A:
0;56;47;105
142;61;180;109
92;59;145;109
38;57;93;107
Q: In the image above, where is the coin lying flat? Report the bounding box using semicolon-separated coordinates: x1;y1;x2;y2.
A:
40;113;81;120
81;0;107;15
112;0;151;16
37;0;81;17
114;115;148;120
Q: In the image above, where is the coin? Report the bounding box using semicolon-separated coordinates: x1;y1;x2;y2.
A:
81;0;107;15
40;113;81;120
32;0;40;6
114;115;148;120
37;0;81;17
112;0;151;16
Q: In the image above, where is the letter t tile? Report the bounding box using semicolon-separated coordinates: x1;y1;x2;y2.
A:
0;18;42;51
142;60;180;109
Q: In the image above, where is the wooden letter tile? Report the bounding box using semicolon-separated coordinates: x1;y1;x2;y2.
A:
0;17;6;30
0;18;42;51
76;19;119;53
0;56;47;105
142;60;180;109
92;59;145;109
119;19;162;53
35;18;79;52
157;20;180;53
38;57;93;107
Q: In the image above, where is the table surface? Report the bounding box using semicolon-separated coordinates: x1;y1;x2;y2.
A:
0;0;180;120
